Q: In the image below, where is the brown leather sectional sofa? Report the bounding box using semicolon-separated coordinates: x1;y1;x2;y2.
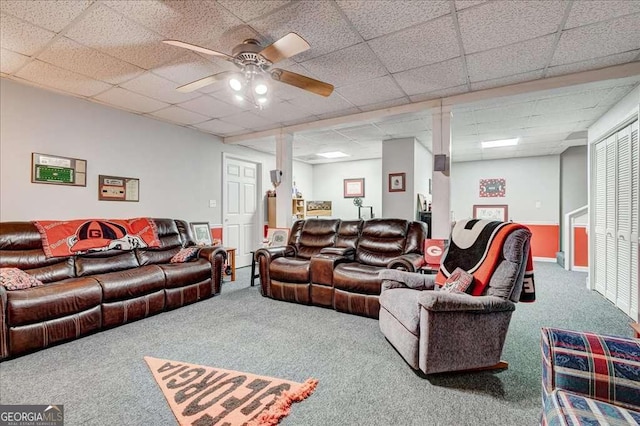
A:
256;218;427;318
0;218;226;360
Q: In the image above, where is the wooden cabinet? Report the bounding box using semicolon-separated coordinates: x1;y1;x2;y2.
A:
267;197;305;227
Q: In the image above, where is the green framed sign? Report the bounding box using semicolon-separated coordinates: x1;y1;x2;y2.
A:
31;153;86;186
34;165;74;184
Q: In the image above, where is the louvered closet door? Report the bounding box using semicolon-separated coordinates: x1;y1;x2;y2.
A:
616;125;632;315
630;121;639;319
594;140;607;295
605;135;618;303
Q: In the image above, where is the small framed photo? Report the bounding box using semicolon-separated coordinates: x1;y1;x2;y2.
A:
344;178;365;198
473;205;509;222
266;228;290;247
190;222;213;246
389;172;406;192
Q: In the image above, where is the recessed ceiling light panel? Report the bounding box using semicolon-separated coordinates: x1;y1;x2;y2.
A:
481;138;519;149
317;151;349;158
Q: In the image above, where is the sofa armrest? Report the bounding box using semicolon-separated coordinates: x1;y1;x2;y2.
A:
0;286;7;359
254;245;296;298
320;247;355;257
255;245;296;262
541;327;640;410
387;253;425;272
198;246;227;295
379;269;436;291
418;292;515;313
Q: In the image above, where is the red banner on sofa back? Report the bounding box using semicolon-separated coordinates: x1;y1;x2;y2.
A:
34;218;160;257
424;239;446;265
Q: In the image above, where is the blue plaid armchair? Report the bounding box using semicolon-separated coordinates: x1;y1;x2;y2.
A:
541;327;640;425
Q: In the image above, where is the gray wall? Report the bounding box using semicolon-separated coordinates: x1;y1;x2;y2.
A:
559;145;588;252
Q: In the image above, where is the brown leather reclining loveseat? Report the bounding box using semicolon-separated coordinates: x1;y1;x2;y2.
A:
0;218;226;360
256;218;426;318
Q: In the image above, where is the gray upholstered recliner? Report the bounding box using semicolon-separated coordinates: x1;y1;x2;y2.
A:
378;225;531;375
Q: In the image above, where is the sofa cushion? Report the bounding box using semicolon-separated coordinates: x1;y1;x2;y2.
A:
355;219;408;267
333;262;385;295
170;247;199;263
6;277;102;326
544;390;640;425
270;258;310;283
158;260;211;289
75;250;140;277
296;219;340;260
93;265;165;302
441;268;474;294
0;268;44;290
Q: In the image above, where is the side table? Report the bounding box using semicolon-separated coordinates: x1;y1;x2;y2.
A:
224;247;236;282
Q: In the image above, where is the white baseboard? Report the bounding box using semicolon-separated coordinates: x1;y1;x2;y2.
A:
571;266;589;272
533;257;556;262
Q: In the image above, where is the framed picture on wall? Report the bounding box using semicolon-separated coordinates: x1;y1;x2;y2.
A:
266;228;290;247
389;172;406;192
344;178;365;198
473;204;508;222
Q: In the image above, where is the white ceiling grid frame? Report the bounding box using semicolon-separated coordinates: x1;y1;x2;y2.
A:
0;48;30;74
14;59;112;97
336;76;408;107
93;87;169;114
0;1;92;32
0;12;56;56
120;72;200;104
178;95;247;119
193;119;247;135
148;106;211;126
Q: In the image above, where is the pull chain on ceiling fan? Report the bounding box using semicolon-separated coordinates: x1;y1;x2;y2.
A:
162;33;334;109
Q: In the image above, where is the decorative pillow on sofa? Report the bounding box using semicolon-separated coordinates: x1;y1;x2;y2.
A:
0;268;45;290
170;247;200;263
441;267;474;294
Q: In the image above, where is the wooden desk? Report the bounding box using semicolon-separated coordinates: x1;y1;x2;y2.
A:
224;247;236;282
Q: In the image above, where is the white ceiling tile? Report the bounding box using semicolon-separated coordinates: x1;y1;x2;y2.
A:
178;95;245;118
221;111;275;129
596;84;637;108
408;84;468;102
470;70;543;91
473;102;534;123
93;87;169;113
120;72;199;104
529;111;590;127
104;0;257;55
335;124;387;140
15;60;111;97
65;5;181;70
546;50;640;77
149;106;210;125
377;117;430;136
37;37;144;85
250;1;361;62
316;107;361;121
254;100;317;123
288;91;356;116
193;119;247;135
467;35;554;82
337;0;450;40
476;117;530;134
458;1;565;54
368;15;459;73
0;1;91;32
152;53;236;86
451;111;475;126
0;48;29;74
393;58;467;95
453;124;478;137
217;0;291;21
552;14;640;66
565;2;640;30
0;13;55;56
301;43;387;88
533;89;610;114
454;1;488;11
336;76;406;106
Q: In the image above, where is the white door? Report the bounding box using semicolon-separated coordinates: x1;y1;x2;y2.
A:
616;125;631;315
630;121;639;320
594;140;607;295
223;157;259;268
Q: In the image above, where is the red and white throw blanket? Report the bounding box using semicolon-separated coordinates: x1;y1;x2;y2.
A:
435;219;536;303
34;218;161;258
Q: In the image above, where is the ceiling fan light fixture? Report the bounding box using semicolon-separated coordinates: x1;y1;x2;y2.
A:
254;82;268;95
229;77;242;91
234;94;244;101
257;97;268;104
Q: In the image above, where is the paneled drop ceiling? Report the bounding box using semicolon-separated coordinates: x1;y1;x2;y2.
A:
1;0;639;163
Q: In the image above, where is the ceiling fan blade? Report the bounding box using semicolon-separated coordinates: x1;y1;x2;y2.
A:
259;33;310;64
176;72;233;93
162;40;234;61
271;69;334;97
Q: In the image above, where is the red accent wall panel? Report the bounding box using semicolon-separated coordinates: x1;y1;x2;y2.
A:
524;224;559;259
573;226;588;267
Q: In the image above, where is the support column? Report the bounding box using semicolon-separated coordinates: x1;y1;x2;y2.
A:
431;104;452;239
275;132;293;228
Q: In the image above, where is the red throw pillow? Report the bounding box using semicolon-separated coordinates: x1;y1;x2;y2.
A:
441;267;474;294
0;268;45;290
170;247;200;263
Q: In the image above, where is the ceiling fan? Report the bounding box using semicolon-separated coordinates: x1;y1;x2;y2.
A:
162;33;334;107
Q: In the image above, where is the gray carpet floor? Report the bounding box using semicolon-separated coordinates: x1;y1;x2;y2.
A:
0;262;634;425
